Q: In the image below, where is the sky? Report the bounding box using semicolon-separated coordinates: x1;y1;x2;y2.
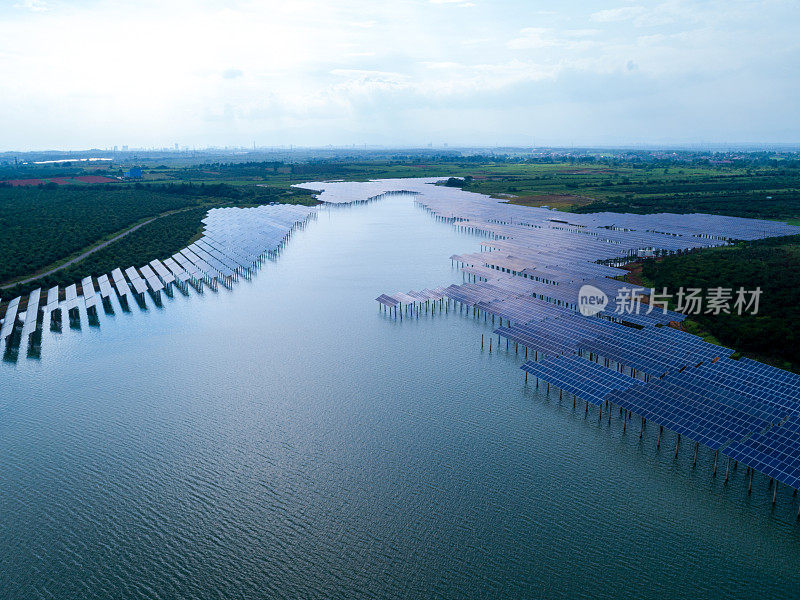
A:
1;0;798;150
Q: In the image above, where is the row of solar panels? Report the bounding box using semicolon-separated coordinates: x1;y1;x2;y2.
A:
337;177;800;495
442;278;684;331
519;350;800;490
376;287;449;308
2;205;316;350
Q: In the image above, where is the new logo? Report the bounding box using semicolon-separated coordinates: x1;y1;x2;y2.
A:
578;285;608;316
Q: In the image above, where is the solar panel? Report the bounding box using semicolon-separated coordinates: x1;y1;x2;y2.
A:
149;259;175;286
0;296;21;342
81;276;98;310
96;275;114;299
111;268;131;298
139;264;164;293
64;284;83;311
723;414;800;489
521;354;638;405
163;257;190;282
21;288;42;337
124;267;148;296
45;286;60;312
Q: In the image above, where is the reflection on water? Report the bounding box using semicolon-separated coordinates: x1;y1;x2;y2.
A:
1;195;799;600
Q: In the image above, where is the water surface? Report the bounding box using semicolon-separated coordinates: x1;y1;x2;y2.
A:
2;195;799;599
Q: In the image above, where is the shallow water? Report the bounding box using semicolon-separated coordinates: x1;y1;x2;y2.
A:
1;195;799;599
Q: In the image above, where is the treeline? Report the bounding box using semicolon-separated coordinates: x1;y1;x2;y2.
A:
641;235;800;369
0;183;318;285
453;164;800;220
1;193;318;299
573;190;800;220
0;186;204;283
2;208;209;299
131;181;318;205
0;165;91;180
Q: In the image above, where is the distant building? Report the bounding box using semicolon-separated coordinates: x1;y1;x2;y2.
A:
124;166;143;179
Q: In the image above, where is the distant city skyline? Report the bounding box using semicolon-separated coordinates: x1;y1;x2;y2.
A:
1;0;798;151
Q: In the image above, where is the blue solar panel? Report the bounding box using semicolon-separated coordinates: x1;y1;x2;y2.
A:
724;414;800;489
521;354;638;406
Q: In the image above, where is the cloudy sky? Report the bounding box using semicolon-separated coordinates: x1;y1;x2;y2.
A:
1;0;798;150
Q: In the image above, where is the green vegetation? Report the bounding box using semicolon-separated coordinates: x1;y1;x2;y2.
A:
641;235;800;371
131;154;800;220
0;185;199;283
449;164;800;219
2;208;209;299
0;182;316;289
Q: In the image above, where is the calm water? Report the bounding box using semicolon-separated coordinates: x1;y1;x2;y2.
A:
2;195;799;599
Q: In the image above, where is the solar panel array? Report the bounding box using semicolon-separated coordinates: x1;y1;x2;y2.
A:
0;203;315;354
521;355;637;406
300;177;800;244
4;177;800;496
607;378;773;450
308;177;800;495
724;415;800;489
579;327;730;379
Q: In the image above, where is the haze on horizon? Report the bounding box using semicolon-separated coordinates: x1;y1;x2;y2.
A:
1;0;798;152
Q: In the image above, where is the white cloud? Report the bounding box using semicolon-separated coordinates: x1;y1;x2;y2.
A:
330;69;409;81
429;0;475;6
507;27;598;51
591;6;646;22
507;28;558;49
13;0;47;11
0;0;797;148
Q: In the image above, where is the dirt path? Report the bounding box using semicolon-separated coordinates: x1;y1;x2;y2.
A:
1;217;159;290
